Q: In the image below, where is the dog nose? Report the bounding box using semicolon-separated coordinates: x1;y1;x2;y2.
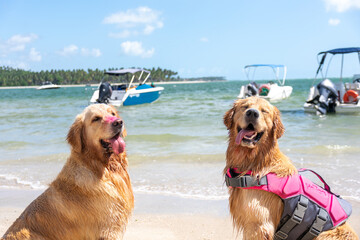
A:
112;119;123;128
245;108;259;120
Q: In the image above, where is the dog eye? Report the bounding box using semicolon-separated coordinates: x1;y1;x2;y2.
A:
92;116;101;122
111;112;116;116
242;105;248;110
261;110;269;114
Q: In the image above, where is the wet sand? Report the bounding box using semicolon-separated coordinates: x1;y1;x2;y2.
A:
0;190;359;239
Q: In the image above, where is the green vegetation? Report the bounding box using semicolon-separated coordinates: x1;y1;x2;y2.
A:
0;66;182;87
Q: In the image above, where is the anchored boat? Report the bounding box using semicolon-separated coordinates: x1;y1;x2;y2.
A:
90;68;164;106
238;64;292;101
304;47;360;115
37;81;60;90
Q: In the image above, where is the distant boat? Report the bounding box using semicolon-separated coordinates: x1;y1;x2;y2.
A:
304;47;360;115
37;81;60;90
237;64;292;101
90;68;164;106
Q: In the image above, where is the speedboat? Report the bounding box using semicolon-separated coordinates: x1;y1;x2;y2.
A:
237;64;292;101
304;47;360;115
90;68;164;106
37;81;60;90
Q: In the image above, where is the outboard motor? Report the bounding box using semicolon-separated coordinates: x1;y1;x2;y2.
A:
97;81;112;104
316;79;338;114
245;82;258;97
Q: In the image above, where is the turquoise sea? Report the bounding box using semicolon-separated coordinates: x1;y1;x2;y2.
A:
0;80;360;204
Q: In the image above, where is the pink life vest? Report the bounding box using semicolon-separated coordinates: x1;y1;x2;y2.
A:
225;168;352;240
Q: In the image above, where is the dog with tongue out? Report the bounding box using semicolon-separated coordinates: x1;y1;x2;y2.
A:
3;104;134;240
222;97;358;239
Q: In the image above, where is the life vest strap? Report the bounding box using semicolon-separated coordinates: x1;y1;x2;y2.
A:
274;196;309;240
225;173;267;188
300;208;328;240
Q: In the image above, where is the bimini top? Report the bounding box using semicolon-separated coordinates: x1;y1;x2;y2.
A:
315;47;360;79
244;64;286;69
105;68;151;75
244;64;287;86
318;47;360;55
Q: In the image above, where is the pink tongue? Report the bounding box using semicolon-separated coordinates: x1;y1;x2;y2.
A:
235;130;255;145
109;135;126;154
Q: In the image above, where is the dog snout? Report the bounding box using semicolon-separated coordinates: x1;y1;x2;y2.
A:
245;108;259;121
112;119;123;128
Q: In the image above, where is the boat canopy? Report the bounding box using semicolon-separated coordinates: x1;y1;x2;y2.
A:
315;47;360;81
105;68;151;87
318;47;360;55
105;68;151;75
245;64;286;69
244;64;287;86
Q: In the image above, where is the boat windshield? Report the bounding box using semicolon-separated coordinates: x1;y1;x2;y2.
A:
105;68;151;88
315;47;360;83
244;64;287;86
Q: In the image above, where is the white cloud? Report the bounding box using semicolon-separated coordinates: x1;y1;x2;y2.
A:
120;41;154;58
29;48;42;61
0;34;41;68
200;37;209;42
58;44;79;56
328;18;341;26
0;34;38;55
58;45;102;57
81;48;102;57
323;0;360;12
103;7;163;38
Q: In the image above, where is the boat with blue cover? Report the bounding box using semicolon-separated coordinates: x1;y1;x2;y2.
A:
304;47;360;115
238;64;292;101
90;68;164;106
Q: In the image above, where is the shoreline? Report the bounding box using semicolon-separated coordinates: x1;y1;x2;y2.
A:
0;189;359;239
0;189;235;239
0;80;226;90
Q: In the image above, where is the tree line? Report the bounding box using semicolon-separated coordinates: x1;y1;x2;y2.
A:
0;66;181;87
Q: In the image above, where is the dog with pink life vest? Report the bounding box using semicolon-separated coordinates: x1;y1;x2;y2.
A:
223;97;358;240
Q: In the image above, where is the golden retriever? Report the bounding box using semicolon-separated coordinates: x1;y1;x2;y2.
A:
2;104;134;240
223;97;358;240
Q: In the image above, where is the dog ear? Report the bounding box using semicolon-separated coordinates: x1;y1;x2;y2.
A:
224;106;235;130
67;115;85;152
273;106;284;139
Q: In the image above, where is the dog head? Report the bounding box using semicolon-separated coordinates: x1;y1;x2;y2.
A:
67;104;127;157
224;97;284;149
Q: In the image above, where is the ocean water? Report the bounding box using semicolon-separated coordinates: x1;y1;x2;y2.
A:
0;80;360;203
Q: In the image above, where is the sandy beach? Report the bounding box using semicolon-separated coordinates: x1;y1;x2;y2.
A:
1;189;359;239
0;190;236;239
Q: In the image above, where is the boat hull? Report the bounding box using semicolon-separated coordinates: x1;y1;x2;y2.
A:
37;85;60;90
304;81;360;114
304;102;360;114
90;85;164;106
123;87;163;106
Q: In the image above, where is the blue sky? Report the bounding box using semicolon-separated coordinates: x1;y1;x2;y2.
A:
1;0;360;80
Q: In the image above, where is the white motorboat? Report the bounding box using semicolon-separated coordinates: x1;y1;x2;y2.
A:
90;68;164;106
238;64;292;101
37;81;60;90
304;47;360;115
